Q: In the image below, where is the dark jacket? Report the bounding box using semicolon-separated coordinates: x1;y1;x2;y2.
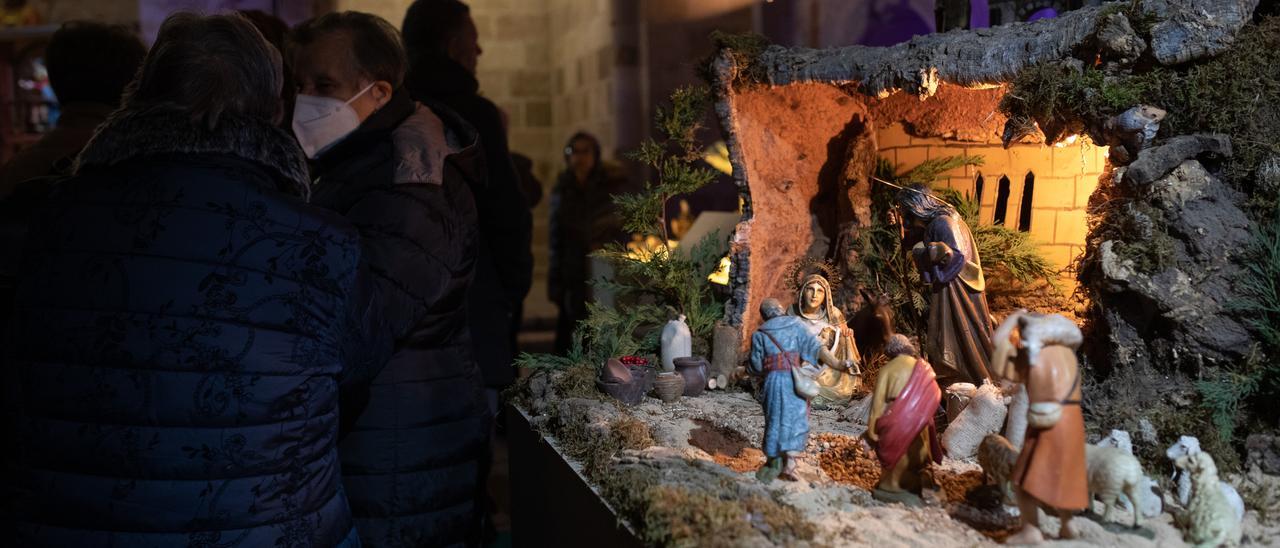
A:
3;104;388;547
309;90;489;548
0;102;115;338
547;165;627;303
547;165;627;353
405;54;532;388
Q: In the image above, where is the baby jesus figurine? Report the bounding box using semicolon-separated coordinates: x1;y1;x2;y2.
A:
866;334;942;506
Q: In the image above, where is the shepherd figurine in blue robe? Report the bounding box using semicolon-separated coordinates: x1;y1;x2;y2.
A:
750;298;851;482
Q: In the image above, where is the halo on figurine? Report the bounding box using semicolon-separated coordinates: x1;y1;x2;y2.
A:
784;256;842;293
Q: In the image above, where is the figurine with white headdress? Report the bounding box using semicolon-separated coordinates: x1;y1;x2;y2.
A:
990;311;1087;544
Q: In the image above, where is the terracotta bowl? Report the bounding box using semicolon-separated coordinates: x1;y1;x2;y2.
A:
602;358;633;384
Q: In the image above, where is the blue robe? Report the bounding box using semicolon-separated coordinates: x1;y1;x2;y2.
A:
750;316;824;457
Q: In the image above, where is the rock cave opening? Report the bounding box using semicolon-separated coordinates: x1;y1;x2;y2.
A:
722;81;1105;348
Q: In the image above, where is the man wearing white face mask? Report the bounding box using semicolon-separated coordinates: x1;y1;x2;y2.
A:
290;11;490;548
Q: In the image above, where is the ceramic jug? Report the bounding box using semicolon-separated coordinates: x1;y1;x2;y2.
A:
660;314;691;372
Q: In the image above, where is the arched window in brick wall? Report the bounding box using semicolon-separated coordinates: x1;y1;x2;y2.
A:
974;173;985;213
992;175;1011;226
1018;172;1035;232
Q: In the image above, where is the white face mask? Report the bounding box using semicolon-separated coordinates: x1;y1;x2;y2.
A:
292;83;375;159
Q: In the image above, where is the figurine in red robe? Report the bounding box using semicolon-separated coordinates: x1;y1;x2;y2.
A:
866;334;942;505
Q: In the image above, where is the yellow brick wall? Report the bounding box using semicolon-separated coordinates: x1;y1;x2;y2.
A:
878;122;1107;282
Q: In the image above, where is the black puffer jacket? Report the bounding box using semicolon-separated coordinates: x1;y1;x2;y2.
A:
309;91;488;547
3;104;389;547
405;54;533;389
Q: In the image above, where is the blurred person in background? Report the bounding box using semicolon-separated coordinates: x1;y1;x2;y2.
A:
0;21;145;192
402;0;533;408
548;131;627;353
0;21;146;342
291;11;489;547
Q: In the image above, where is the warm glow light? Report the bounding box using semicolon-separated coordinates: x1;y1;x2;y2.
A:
624;235;678;262
708;255;731;285
704;141;733;175
1054;134;1080;148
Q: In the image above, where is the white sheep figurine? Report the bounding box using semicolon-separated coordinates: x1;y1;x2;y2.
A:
942;381;1009;460
1166;436;1245;522
1085;444;1146;527
1174;451;1242;547
1097;429;1163;518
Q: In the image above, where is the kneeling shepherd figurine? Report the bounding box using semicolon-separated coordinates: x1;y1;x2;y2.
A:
866;334;943;506
749;298;850;483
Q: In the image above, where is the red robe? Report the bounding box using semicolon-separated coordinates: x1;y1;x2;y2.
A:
874;359;943;468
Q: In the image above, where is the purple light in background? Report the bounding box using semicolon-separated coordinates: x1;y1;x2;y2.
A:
1027;8;1058;21
859;0;933;47
969;0;990;29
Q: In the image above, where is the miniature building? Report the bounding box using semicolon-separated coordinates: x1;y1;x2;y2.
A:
710;1;1261;363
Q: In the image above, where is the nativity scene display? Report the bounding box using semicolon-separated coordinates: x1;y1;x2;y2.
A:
512;1;1280;546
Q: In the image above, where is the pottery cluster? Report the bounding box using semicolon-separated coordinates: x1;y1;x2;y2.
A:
597;357;656;405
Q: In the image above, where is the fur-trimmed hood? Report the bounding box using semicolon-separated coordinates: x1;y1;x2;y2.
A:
1017;312;1083;366
74;103;310;197
391;103;459;185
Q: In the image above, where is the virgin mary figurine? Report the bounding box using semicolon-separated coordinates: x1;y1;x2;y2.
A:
788;273;861;405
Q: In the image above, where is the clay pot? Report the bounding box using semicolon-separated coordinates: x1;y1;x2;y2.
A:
652;372;685;403
673;356;709;397
602;358;633;384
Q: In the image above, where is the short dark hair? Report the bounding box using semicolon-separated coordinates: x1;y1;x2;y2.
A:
292;11;406;88
45;22;145;106
401;0;470;58
127;12;282;129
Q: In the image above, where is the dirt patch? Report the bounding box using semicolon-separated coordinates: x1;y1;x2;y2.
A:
949;501;1023;543
813;433;882;491
923;465;984;504
688;418;766;473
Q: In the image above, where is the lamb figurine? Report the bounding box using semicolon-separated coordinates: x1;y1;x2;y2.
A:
1085;444;1146;527
1167;436;1245;522
1174;452;1242;547
1097;429;1163;518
